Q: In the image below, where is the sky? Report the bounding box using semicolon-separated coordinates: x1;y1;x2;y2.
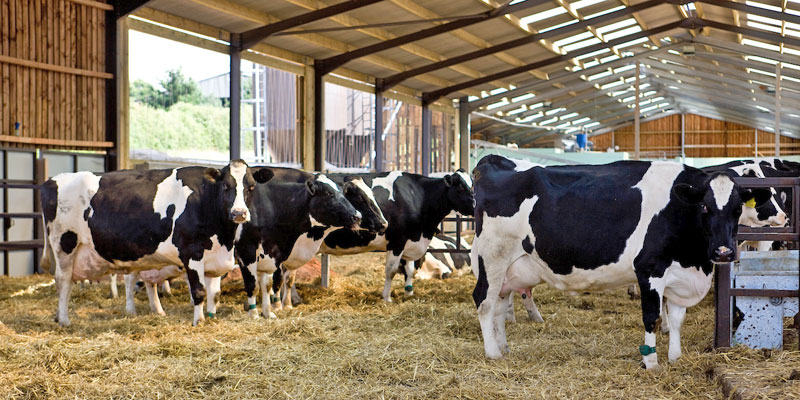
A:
129;30;234;88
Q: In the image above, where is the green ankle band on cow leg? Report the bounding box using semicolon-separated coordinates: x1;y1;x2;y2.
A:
248;304;257;310
639;345;656;356
271;296;280;303
404;285;413;292
207;312;215;319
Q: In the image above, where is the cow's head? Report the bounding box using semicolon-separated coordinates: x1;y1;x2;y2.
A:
735;167;788;227
444;169;475;216
209;160;274;224
307;176;362;229
673;172;771;264
341;177;388;234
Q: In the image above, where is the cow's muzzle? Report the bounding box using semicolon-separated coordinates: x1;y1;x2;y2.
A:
350;212;362;230
712;246;734;263
231;208;250;223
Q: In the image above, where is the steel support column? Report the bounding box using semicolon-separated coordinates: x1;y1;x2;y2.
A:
314;62;325;171
105;10;118;171
422;105;432;176
458;97;470;171
375;90;384;172
681;113;686;159
230;38;242;161
776;62;782;157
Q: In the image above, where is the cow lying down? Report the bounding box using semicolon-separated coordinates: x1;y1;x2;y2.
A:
414;234;472;280
41;160;274;326
471;155;771;369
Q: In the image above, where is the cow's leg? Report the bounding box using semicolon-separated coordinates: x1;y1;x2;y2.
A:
505;292;516;323
123;272;139;315
185;260;206;326
144;280;166;316
383;253;402;302
161;280;172;296
259;272;276;319
204;276;222;318
637;274;663;370
494;294;512;353
241;263;259;318
53;251;75;327
109;273;119;299
403;259;415;297
660;301;670;333
271;269;283;311
666;300;687;363
281;269;296;310
474;254;512;360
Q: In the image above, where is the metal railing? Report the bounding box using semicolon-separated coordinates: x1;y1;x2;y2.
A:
429;214;474;254
714;176;800;349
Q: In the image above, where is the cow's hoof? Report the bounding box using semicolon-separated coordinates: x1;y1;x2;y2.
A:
441;272;451;279
155;310;166;317
668;352;681;363
247;309;259;319
269;312;277;319
485;350;503;360
126;308;137;316
383;297;393;303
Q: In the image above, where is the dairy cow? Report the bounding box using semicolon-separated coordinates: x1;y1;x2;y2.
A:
471;155;771;369
236;178;361;318
41;160;273;326
320;170;475;302
415;234;472;280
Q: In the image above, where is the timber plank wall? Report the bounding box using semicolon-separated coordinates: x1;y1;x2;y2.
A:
0;0;113;151
592;114;800;157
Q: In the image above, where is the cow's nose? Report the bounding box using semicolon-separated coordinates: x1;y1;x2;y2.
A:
231;208;249;222
713;246;734;262
353;211;362;223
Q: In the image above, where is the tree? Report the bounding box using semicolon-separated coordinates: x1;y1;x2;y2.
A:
160;68;204;109
130;80;161;108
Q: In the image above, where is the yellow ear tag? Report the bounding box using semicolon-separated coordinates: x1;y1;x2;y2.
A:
745;198;756;208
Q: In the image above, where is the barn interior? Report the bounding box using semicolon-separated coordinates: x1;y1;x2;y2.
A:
1;0;800;398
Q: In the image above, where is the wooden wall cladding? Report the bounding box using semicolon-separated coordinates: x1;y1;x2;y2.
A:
0;0;113;150
591;114;800;157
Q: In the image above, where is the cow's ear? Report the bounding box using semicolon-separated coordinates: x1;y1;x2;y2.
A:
443;174;455;187
456;168;466;173
342;181;355;195
306;180;317;195
781;191;787;204
204;168;222;183
741;188;772;208
252;167;274;184
672;183;705;205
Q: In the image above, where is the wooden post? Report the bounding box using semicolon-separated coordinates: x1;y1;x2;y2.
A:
313;63;325;171
320;254;330;288
33;157;47;274
375;90;384;172
680;113;685;159
775;62;781;157
634;61;641;160
458;97;470;171
116;17;129;169
302;65;315;171
230;38;241;161
754;128;758;157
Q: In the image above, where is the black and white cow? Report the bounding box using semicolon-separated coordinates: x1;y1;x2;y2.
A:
41;160;273;326
415;234;472;280
236;178;361;318
320;170;475;302
471;155;771;369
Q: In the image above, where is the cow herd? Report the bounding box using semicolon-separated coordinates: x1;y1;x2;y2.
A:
39;156;798;369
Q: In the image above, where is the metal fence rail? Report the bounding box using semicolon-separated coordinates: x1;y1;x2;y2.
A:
714;176;800;349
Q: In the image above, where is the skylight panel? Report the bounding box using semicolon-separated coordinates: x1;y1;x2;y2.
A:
562;37;603;52
540;117;559;125
583;60;601;68
747;21;782;33
745;1;782;12
747;55;778;65
747;14;781;25
784;47;800;56
573;117;591;124
601;80;625;89
585;5;624;19
489;87;508;96
614;64;636;73
605;25;643;40
589;70;613;80
508;107;527;116
520;7;568;25
511;93;535;103
748;68;777;78
560;112;579;120
596;18;637;34
572;0;606;9
576;49;610;60
487;100;510;110
786;29;800;38
640;104;660;113
546;107;566;115
600;54;620;63
556;122;571;128
554;31;596;47
584;121;601;128
468;96;480;101
788;21;800;30
540;19;579;33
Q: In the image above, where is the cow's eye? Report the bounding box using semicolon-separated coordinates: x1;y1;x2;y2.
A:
223;183;231;191
700;204;708;214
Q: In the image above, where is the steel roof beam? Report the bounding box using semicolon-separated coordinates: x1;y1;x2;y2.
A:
666;97;800;136
694;0;800;27
317;0;550;75
421;18;692;104
650;76;800;114
691;35;800;65
379;0;667;91
692;51;800;82
696;18;800;48
238;0;385;51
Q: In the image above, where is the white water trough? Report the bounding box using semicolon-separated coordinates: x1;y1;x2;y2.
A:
732;250;799;349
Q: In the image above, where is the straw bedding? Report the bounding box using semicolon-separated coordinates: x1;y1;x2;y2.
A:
0;252;797;399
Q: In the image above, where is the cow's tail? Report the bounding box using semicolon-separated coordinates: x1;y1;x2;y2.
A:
40;212;54;274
